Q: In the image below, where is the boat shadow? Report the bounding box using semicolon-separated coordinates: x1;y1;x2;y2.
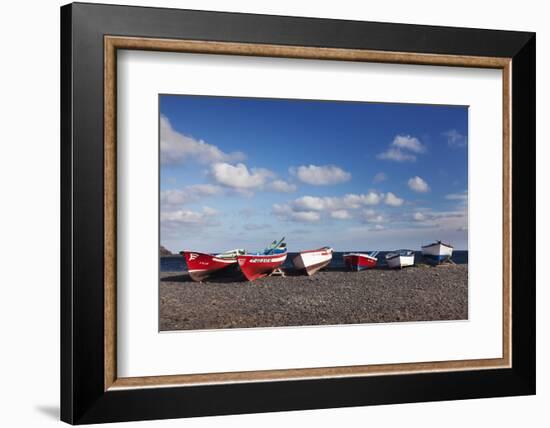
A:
285;266;386;274
319;265;404;272
320;266;349;273
281;267;348;276
160;273;193;283
161;271;247;284
160;263;443;283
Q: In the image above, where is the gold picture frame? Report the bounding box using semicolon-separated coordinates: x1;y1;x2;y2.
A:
103;36;512;391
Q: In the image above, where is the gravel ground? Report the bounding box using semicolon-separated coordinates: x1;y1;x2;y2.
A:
159;264;468;331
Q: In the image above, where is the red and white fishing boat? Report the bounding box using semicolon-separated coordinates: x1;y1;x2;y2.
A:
343;251;378;271
237;238;288;281
181;249;244;282
292;247;333;276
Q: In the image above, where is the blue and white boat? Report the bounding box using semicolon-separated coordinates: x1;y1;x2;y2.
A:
421;241;453;263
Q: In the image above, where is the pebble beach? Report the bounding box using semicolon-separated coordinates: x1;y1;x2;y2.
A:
160;264;468;331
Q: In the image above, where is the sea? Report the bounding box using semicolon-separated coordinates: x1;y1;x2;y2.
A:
160;250;468;272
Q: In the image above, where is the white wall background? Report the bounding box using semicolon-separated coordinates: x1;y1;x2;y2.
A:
0;0;546;426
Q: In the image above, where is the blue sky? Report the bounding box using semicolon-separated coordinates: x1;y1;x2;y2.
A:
160;95;468;253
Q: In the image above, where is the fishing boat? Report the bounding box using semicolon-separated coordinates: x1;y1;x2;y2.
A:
237;238;288;281
181;249;245;282
292;247;333;276
385;249;415;269
343;251;378;271
421;241;453;263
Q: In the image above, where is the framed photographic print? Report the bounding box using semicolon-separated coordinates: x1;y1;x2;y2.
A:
61;2;536;424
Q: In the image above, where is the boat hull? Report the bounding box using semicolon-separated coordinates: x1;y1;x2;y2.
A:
421;242;453;263
182;251;237;282
343;253;377;271
386;254;415;269
237;253;288;281
292;248;333;276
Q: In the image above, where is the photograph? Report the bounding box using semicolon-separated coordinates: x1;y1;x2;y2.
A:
159;94;469;331
55;2;537;424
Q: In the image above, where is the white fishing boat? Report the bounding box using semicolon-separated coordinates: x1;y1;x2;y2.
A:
292;247;333;276
385;249;415;269
421;241;453;263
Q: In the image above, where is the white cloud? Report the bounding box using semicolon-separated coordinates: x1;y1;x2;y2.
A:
377;135;426;162
268;179;297;193
292;211;321;222
352;224;386;232
413;212;426;221
384;192;404;207
210;162;274;189
291;164;351;185
273;192;404;223
160;190;192;207
331;210;351;220
160;184;222;206
160;116;245;165
363;209;386;223
373;172;387;183
160;206;218;226
443;129;467;148
272;204;320;223
408;207;467;231
201;206;218;216
377;148;416;162
291;193;384;212
445;191;468;201
342;193;383;207
292;196;332;211
272;203;291;216
392;135;426;153
408;176;430;193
